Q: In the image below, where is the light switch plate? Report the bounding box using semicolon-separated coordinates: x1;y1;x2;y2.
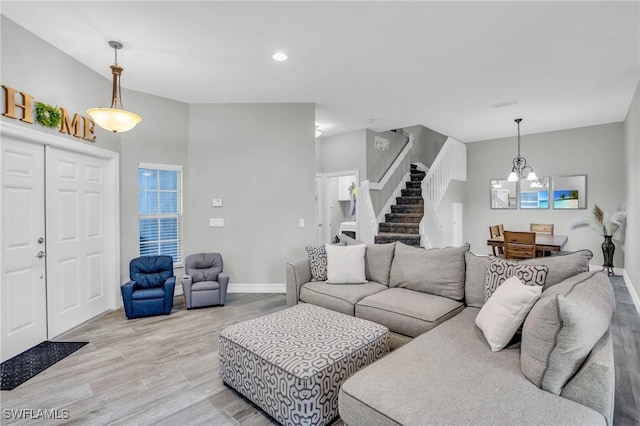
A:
212;198;223;207
209;218;224;227
299;218;305;227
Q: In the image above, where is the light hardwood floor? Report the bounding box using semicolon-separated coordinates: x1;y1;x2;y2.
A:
1;278;638;426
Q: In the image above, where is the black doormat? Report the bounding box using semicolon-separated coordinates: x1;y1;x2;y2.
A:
1;341;88;390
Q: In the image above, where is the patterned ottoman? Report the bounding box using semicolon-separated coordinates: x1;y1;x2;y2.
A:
219;304;390;426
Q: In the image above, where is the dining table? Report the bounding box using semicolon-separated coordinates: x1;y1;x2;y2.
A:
487;234;568;254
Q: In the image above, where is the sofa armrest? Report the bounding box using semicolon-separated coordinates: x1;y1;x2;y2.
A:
561;329;615;425
218;272;230;305
163;276;176;314
182;275;193;308
286;259;311;307
120;280;136;319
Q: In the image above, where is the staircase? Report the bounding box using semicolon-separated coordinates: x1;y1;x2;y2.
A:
374;164;425;246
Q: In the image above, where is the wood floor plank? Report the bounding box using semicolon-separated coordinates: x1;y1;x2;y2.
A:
1;281;638;426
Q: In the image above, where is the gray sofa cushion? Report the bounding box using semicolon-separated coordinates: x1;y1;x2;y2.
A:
339;308;606;426
389;243;470;300
184;252;223;282
356;288;464;338
464;252;489;308
521;271;615;395
299;281;387;316
464;250;593;308
522;249;593;289
364;243;395;286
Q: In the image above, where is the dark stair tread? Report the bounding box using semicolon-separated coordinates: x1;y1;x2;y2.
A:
406;181;422;189
401;189;422;196
385;213;423;223
391;205;424;213
380;222;419;228
396;196;423;205
375;233;421;246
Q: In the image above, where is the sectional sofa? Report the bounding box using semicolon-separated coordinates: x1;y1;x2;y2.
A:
285;242;615;425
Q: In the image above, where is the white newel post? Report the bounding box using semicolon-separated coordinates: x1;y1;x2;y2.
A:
357;180;377;244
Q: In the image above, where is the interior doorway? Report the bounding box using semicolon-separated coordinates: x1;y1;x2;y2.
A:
322;170;359;243
1;123;120;362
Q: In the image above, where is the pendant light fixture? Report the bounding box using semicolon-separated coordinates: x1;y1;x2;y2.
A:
507;118;537;182
87;41;142;133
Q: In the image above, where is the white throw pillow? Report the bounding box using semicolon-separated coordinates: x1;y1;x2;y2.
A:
475;276;542;352
325;244;367;284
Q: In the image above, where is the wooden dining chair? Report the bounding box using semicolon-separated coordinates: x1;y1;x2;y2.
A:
497;224;504;236
489;225;503;256
503;231;537;260
530;223;554;235
530;223;554;256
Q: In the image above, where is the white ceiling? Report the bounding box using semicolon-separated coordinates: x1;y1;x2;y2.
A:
2;1;639;142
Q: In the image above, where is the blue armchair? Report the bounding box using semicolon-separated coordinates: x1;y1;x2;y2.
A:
121;256;176;319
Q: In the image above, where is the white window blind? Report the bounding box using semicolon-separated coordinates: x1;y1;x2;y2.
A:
138;163;183;265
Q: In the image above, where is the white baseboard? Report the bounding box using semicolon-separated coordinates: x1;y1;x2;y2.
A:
623;270;640;314
228;283;286;293
588;265;640;314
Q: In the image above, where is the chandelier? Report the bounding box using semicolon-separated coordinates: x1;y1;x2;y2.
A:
87;41;142;133
507;118;537;182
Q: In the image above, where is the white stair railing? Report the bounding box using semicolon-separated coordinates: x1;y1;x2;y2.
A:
357;179;378;244
420;137;467;248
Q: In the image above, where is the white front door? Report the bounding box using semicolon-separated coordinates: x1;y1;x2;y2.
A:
1;138;47;361
46;147;110;337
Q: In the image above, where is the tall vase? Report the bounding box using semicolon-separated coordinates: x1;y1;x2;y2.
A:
602;235;615;276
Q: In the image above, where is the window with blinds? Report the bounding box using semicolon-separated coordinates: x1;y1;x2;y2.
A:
138;163;183;265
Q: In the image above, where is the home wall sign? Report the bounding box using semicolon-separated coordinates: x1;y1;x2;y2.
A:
2;85;96;142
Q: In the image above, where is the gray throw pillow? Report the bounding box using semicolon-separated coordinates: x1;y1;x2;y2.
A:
464;252;490;308
521;250;592;289
521;271;615;395
306;242;346;281
485;257;548;301
389;242;470;300
365;243;395;286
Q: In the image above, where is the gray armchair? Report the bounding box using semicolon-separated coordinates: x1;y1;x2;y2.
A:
182;253;229;309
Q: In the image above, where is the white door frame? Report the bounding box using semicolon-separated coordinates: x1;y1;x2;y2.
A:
315;174;324;245
0;122;121;325
321;169;360;243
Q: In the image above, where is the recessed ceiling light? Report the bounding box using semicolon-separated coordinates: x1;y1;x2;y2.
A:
272;52;288;61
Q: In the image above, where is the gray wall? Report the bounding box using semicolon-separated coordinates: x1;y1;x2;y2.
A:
318;129;367;177
186;103;316;284
366;129;408;182
404;125;448;168
1;16;120;153
436;180;465;247
624;82;640;298
465;122;626;269
119;91;189;281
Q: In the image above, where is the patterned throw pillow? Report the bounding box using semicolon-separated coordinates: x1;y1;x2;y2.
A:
306;243;346;281
485;256;548;301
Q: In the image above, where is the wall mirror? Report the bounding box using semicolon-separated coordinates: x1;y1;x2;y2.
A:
490;179;517;209
519;176;550;209
552;175;587;209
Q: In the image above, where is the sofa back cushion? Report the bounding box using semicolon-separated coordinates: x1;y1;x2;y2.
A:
365;243;395;286
185;252;223;282
521;271;615;395
521;249;592;289
389;243;469;300
464;250;593;308
130;255;174;289
464;252;489;308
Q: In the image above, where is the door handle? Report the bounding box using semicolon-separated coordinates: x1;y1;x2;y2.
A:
36;251;47;259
